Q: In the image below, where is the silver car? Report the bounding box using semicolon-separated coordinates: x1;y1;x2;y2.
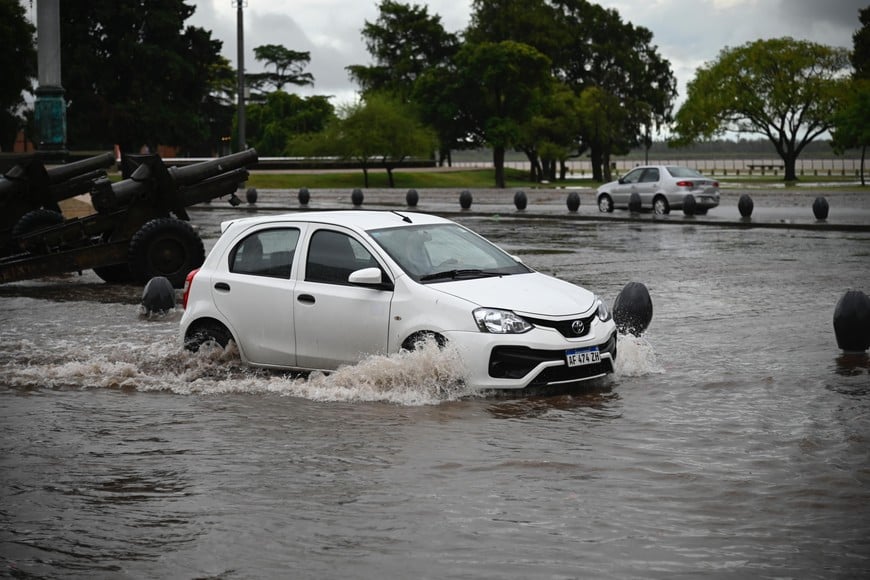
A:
596;165;720;215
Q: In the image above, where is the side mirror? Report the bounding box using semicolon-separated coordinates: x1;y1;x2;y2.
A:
348;267;393;290
617;177;625;184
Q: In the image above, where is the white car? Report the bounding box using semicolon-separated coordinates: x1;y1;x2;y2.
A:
597;165;720;215
180;211;617;390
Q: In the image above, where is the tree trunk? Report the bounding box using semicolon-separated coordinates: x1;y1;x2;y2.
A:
590;144;603;182
386;167;395;188
362;167;369;188
493;146;506;188
560;160;568;181
862;145;866;187
783;153;798;182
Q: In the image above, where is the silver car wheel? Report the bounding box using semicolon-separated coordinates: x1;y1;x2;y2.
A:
653;196;670;215
598;194;613;213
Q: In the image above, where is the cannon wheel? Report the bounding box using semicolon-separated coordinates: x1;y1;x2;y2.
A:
12;209;64;238
128;218;205;288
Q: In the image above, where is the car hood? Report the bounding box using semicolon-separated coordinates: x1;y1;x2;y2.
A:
429;272;597;317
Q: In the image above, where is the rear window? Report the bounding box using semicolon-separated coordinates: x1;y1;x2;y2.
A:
666;166;703;178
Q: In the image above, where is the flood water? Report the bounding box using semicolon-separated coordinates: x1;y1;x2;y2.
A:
2;196;870;578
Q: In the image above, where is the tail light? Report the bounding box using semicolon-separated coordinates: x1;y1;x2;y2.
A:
676;180;694;187
713;181;720;188
182;268;199;309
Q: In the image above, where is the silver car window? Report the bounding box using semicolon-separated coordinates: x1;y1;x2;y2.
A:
621;168;644;183
640;168;659;182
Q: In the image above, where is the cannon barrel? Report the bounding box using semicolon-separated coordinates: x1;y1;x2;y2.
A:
178;169;250;206
46;152;115;185
168;149;258;186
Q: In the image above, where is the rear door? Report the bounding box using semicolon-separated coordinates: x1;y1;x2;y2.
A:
210;225;304;367
293;227;393;370
637;167;660;206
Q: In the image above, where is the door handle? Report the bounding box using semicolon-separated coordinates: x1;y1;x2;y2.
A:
214;282;230;292
297;294;315;304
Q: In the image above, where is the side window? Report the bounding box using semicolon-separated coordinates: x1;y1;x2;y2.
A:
640;168;660;182
229;228;299;278
622;168;643;184
306;230;380;285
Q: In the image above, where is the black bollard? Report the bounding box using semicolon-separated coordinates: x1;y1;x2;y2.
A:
813;196;829;220
459;190;473;209
612;281;653;336
514;190;527;210
351;188;364;206
406;189;419;207
833;290;870;352
298;187;310;205
738;193;754;218
683;194;697;216
628;192;642;213
566;191;580;212
245;187;258;204
141;276;176;314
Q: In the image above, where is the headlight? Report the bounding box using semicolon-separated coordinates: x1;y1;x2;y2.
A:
596;297;611;322
473;308;533;334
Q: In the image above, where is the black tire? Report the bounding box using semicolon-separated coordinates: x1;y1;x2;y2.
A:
12;209;64;238
597;194;614;213
184;320;233;352
653;195;670;215
402;331;447;351
128;218;204;288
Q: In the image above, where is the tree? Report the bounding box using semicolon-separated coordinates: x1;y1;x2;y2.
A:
0;1;37;151
831;6;870;185
347;1;459;101
671;37;851;182
248;44;314;96
59;1;225;154
245;91;334;156
433;40;552;187
548;0;677;181
325;93;436;187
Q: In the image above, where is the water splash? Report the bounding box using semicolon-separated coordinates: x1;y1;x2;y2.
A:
614;333;663;377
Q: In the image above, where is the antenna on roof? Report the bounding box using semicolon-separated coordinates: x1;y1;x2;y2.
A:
391;210;412;223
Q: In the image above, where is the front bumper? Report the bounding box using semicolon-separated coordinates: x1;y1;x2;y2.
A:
446;325;618;390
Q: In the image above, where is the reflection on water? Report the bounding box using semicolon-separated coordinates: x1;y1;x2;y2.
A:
1;216;869;579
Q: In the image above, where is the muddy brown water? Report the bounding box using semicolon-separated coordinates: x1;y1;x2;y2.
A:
2;192;869;578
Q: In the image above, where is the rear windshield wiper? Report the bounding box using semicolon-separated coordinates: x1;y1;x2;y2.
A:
419;269;505;282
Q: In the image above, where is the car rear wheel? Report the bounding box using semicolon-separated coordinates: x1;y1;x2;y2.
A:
653;195;670;215
184;319;232;352
597;194;614;213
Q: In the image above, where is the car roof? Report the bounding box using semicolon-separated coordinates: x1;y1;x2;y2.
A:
219;210;451;234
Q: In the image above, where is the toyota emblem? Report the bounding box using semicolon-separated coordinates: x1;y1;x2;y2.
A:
571;319;585;335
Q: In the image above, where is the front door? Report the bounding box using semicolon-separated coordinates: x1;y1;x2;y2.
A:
293;228;393;370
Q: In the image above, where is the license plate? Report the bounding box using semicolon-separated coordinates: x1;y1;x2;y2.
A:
566;347;600;367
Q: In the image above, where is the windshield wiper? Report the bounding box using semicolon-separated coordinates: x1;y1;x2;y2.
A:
419;269;505;282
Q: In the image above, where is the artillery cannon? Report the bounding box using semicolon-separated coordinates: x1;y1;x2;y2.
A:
0;149;258;288
0;152;116;255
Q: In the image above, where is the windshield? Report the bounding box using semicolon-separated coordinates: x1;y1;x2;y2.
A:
368;223;530;283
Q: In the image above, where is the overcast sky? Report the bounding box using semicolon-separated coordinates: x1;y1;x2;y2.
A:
189;0;861;108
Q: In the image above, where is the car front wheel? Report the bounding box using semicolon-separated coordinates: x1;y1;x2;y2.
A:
597;194;614;213
653;196;670;215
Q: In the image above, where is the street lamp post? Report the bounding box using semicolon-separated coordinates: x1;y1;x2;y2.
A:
234;0;246;152
35;0;67;160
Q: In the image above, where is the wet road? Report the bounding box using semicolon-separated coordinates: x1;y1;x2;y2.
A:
1;191;869;578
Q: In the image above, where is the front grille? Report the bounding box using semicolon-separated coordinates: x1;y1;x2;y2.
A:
523;314;596;338
488;332;617;386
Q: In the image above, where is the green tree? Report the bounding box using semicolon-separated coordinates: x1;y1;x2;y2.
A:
433;40;552;188
245;91;334;156
347;1;459;101
325;93;436;187
671;37;851;182
853;6;870;79
832;7;870;185
549;0;676;181
59;0;224;154
0;0;37;151
248;44;314;96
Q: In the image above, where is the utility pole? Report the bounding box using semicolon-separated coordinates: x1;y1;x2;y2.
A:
234;0;246;152
34;0;67;160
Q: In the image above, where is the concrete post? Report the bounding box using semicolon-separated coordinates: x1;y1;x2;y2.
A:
35;0;67;159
